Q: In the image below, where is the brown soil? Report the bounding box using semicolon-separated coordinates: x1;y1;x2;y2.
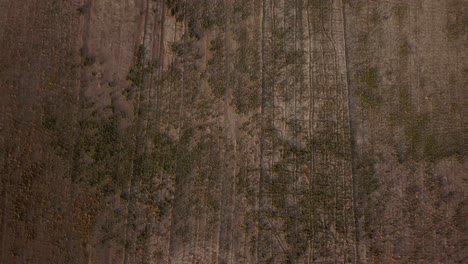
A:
0;0;466;263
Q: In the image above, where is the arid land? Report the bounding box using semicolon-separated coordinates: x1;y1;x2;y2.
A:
0;0;467;263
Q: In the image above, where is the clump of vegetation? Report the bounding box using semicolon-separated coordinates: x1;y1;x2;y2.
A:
359;67;378;90
174;128;194;186
447;1;467;41
43;112;57;130
389;88;461;163
165;0;185;22
188;18;203;40
404;113;429;158
127;45;147;87
83;56;96;66
207;36;227;98
422;134;438;162
402;113;448;162
307;0;321;10
395;4;409;24
79;46;96;66
369;11;381;27
356;155;379;198
357;32;369;47
389;86;412;123
200;16;215;31
447;20;466;40
77;3;91;15
154;133;178;173
356;67;380;110
399;40;411;60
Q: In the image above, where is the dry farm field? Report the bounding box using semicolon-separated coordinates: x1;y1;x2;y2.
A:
0;0;467;263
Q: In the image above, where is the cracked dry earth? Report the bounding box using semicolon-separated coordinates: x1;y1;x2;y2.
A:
0;0;467;263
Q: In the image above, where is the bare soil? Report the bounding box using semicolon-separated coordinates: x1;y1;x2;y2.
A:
0;0;466;263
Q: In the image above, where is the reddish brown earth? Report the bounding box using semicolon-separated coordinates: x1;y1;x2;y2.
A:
0;0;466;263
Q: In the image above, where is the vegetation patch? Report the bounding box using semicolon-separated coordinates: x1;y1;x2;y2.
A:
201;16;215;31
127;45;147;87
404;114;425;156
356;67;380;110
356;155;379;198
80;46;96;66
154;133;178;174
395;4;409;24
207;36;227;98
422;133;438;162
389;85;412;124
399;40;411;61
447;1;467;41
369;10;381;28
43;112;57;130
165;0;185;22
399;112;462;162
